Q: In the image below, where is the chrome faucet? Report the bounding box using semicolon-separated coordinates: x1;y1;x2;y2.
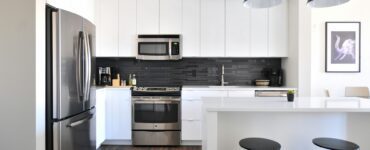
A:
221;64;228;86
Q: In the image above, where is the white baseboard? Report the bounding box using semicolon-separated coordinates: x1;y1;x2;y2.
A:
181;140;202;146
102;140;132;145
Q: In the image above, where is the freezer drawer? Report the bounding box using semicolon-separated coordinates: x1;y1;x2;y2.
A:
53;108;96;150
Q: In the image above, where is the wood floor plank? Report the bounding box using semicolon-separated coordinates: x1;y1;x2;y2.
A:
98;145;201;150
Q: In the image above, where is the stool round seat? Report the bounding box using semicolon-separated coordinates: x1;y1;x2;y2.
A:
239;138;281;150
312;137;359;150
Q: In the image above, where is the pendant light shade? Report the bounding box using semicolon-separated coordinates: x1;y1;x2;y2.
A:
243;0;282;8
307;0;350;8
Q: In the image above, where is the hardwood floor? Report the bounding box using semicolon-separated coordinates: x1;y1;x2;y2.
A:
98;145;201;150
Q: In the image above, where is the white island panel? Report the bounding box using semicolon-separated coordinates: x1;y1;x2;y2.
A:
202;97;370;150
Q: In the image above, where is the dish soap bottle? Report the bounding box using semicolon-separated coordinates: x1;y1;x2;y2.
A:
132;74;137;86
128;74;132;86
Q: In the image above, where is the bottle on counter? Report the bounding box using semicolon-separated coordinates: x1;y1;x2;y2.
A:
132;74;137;86
128;74;132;86
121;80;126;86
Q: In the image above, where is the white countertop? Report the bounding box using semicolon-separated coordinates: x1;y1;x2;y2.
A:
96;86;132;90
202;97;370;112
182;85;296;91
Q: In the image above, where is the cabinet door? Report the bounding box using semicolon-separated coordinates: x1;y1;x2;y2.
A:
182;90;228;99
225;0;250;57
160;0;182;34
250;9;268;57
269;0;288;57
228;90;255;97
182;0;201;57
182;100;202;120
96;0;119;57
137;0;160;34
200;0;225;57
105;89;131;140
119;0;137;57
96;89;106;149
182;120;201;140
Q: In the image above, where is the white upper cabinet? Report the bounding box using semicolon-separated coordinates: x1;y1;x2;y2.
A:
182;0;201;57
269;0;288;57
137;0;160;34
118;0;137;57
160;0;182;34
96;0;119;57
200;0;225;57
95;0;288;57
250;9;269;57
225;0;251;57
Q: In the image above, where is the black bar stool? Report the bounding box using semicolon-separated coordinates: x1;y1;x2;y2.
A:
313;137;360;150
239;137;281;150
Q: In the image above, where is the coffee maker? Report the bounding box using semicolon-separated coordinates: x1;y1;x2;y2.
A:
98;67;112;86
269;68;283;87
263;68;283;87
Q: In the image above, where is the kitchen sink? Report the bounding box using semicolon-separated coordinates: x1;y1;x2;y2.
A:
208;86;241;88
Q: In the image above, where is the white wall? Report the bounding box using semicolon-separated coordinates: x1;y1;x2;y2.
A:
0;0;36;149
36;0;46;149
0;0;45;150
282;0;311;96
310;0;370;96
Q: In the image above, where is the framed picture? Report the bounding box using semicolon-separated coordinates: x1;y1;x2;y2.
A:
325;22;361;73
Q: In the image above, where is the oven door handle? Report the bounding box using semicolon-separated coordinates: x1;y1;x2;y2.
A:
134;100;179;104
153;100;179;104
134;101;153;104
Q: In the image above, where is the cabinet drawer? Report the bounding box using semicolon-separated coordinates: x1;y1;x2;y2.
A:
181;120;201;141
182;91;228;99
182;100;202;120
228;90;255;97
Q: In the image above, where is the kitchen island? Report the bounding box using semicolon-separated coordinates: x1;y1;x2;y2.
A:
202;97;370;150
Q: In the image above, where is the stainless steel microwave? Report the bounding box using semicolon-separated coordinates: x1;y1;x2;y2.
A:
137;35;182;60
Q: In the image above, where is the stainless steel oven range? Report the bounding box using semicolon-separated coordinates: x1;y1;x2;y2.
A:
131;87;181;146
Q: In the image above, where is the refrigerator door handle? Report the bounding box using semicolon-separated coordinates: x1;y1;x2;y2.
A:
66;113;93;128
84;33;91;101
76;31;84;101
84;32;92;101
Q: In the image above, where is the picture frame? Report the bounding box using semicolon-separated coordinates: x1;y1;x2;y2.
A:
325;22;361;73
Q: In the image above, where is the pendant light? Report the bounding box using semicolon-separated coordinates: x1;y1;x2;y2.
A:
243;0;282;8
307;0;350;8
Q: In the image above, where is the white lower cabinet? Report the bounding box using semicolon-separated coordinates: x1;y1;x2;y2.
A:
182;100;202;120
105;89;132;140
182;120;202;141
181;89;256;142
227;90;255;97
96;89;106;149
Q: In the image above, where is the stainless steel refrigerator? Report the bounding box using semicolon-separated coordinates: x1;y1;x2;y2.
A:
46;5;96;150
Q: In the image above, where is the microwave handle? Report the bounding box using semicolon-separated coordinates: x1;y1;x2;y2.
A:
168;40;172;59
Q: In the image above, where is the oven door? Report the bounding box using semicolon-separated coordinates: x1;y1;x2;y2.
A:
132;100;181;130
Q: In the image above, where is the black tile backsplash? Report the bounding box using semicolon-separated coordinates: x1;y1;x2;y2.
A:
96;58;281;86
